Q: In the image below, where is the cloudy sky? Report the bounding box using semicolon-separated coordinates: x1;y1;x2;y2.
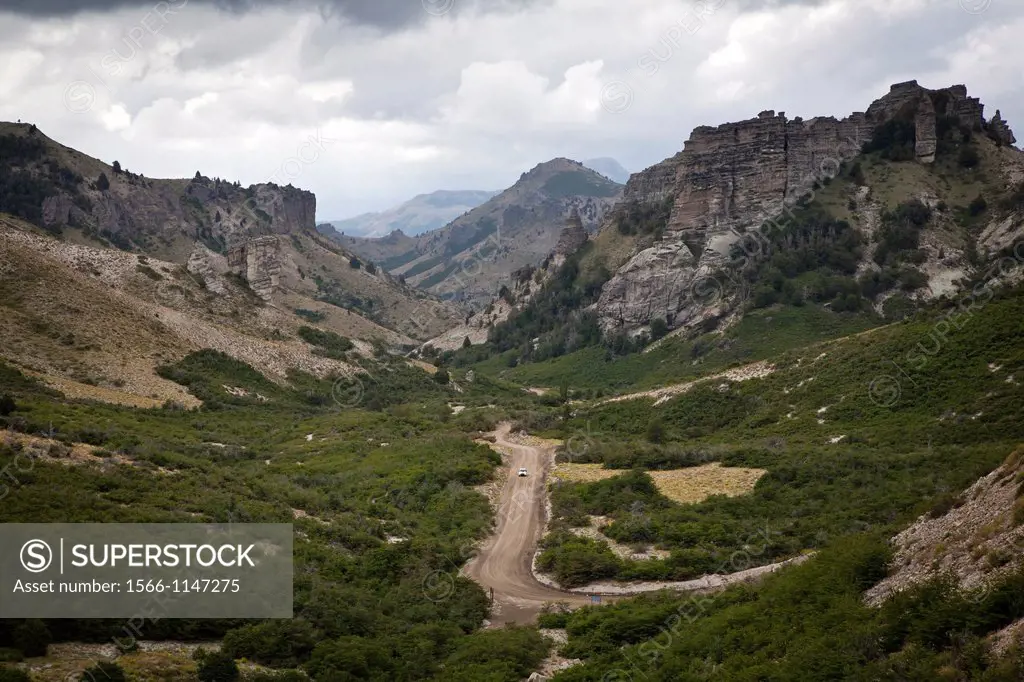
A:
1;0;1021;221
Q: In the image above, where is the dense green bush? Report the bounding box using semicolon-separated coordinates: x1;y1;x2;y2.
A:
969;193;988;216
958;145;980;168
222;620;317;668
615;197;674;237
862;118;917;161
0;668;31;682
874;199;931;266
12;620;50;658
197;651;240;682
296;326;354;359
293;309;326;323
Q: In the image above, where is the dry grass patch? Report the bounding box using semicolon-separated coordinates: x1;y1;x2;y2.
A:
28;371;198;409
552;462;767;504
648;463;766;505
551;463;623;484
406;358;438;374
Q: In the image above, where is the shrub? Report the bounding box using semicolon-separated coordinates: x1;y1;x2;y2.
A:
849;161;866;186
0;649;22;663
898;267;929;292
1013;498;1024;527
296;326;353;359
958;145;980;169
245;673;308;682
433;369;450;385
222;620;317;668
81;661;127;682
293;308;326;323
646;418;665;444
862;119;917;161
0;394;15;416
649;318;669;342
197;652;239;682
136;264;163;281
12;619;51;658
0;669;31;682
968;194;988;217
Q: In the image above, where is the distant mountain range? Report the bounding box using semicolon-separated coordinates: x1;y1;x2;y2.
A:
329;158;624;305
323;190;499;238
582;158;630;184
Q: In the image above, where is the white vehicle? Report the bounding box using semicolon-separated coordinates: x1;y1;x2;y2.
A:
517;467;529;477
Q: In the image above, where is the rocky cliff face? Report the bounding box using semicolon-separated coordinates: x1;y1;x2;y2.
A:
595;81;1013;335
227;235;282;300
0;123;317;259
554;210;589;257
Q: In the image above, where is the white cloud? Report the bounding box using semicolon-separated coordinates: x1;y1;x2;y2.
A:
101;102;132;131
0;0;1021;221
439;59;607;130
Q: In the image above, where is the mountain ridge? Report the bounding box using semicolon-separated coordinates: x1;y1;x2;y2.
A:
323;189;499;238
332;157;623;305
0;121;462;341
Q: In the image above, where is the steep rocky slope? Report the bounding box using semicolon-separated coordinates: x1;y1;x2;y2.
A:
592;81;1024;336
337;158;622;306
865;446;1024;606
0;122;459;340
419;212;591;352
0;215;416;406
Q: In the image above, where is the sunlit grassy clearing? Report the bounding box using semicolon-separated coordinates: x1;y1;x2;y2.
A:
551;462;766;504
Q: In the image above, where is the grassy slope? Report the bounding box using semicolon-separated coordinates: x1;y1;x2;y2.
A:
475;305;880;394
533;285;1024;586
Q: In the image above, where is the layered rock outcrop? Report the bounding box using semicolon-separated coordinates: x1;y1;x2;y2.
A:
989;110;1017;147
554;210;589;257
595;81;1003;334
227;236;282;300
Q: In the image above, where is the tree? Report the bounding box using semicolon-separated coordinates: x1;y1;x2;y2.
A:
96;173;110;191
196;651;239;682
81;662;126;682
462;336;472;349
968;194;988;216
649;318;669;342
958;145;980;169
365;261;377;275
433;368;450;385
646;418;665;444
349;256;362;269
194;171;202;181
13;619;51;658
0;394;15;416
112;160;121;173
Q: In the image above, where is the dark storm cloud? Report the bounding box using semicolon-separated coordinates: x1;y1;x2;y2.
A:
0;0;827;24
0;0;535;29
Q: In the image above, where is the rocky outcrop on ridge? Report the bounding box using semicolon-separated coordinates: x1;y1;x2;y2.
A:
595;81;1014;335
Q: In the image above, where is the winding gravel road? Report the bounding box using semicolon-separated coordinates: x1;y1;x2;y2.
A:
462;423;810;625
462;424;597;624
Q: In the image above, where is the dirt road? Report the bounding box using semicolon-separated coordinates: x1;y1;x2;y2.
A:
463;425;596;624
463;424;810;625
